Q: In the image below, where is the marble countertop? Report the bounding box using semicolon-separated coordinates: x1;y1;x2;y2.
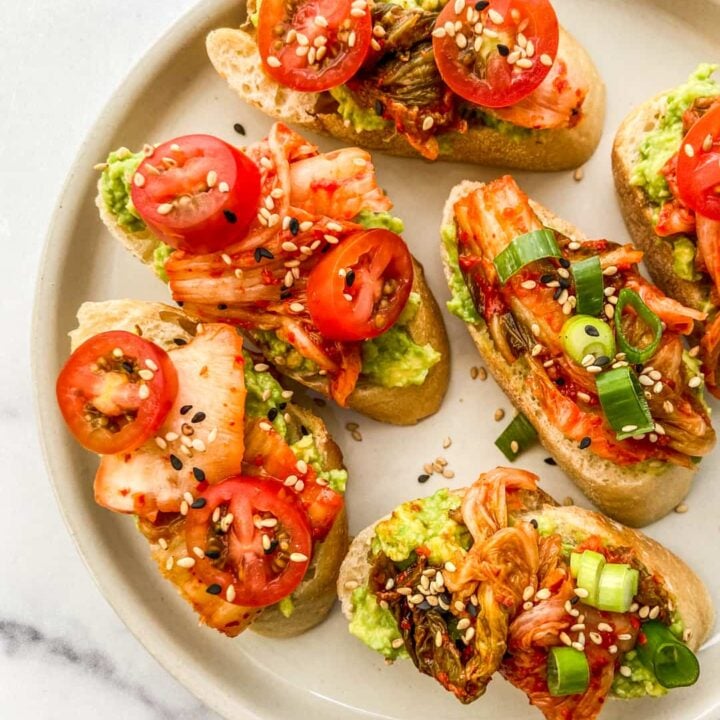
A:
2;2;219;717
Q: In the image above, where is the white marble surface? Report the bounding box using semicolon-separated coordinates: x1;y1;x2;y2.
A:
2;2;219;717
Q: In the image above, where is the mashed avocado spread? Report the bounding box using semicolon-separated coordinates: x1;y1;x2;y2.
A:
349;586;408;660
371;488;471;564
672;236;702;282
290;434;348;493
330;86;390;133
632;64;720;205
441;222;482;324
152;243;174;283
101;148;146;232
612;650;667;699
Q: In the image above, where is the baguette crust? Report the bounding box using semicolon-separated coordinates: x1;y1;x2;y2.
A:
440;182;696;527
70;299;348;638
338;488;713;655
95;183;450;425
206;27;605;171
612;97;713;313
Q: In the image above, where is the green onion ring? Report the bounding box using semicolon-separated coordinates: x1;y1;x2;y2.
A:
547;646;590;696
637;621;700;689
493;229;561;284
571;256;604;316
495;412;537;461
614;288;663;363
595;366;655;440
595;564;638;613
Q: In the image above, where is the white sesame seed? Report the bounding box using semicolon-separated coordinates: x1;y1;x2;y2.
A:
138;369;154;381
206;170;218;188
193;546;205;559
539;53;553;67
488;8;504;23
619;665;632;678
510;440;519;454
444;561;457;573
165;557;175;571
597;622;613;633
457;618;471;631
138;384;150;400
155;437;167;450
559;632;572;646
689;376;702;388
454;0;465;14
344;580;358;590
218;181;229;193
639;605;650;619
296;459;308;474
157;203;173;216
226;584;236;603
535;588;551;601
684;143;695;158
649;606;660;619
432;27;446;38
638;375;654;386
176;556;195;568
422;115;435;131
521;280;537;290
574;587;589;598
522;585;534;601
463;627;475;643
515;57;533;69
192;438;206;452
391;638;404;649
133;173;145;188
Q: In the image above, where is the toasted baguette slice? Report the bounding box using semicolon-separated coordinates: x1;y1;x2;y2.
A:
440;182;698;527
70;299;348;638
96;178;450;425
338;486;713;657
612;97;712;314
206;26;605;172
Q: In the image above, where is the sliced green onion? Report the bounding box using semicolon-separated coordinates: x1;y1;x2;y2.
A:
570;552;582;578
637;621;700;689
495;412;537;461
595;366;655;440
493;229;561;284
571;256;604;316
561;315;615;366
614;288;664;363
547;647;590;696
576;550;605;605
596;564;638;613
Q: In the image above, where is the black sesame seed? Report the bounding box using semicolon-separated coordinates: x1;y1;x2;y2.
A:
584;325;600;337
264;539;279;555
300;425;309;436
595;355;610;367
233;122;246;136
475;0;489;9
206;584;222;595
345;269;356;287
579;436;592;449
191;411;206;424
467;602;479;617
497;43;510;57
173;338;188;346
571;595;580;605
176;301;184;307
555;377;565;387
180;405;192;415
267;407;278;421
254;247;274;262
635;364;644;373
418;474;430;483
280;289;292;300
217;303;228;310
223;209;237;224
278;402;287;410
559;277;571;289
289;217;300;236
191;498;207;509
205;549;221;559
417;600;431;611
193;467;206;482
170;454;183;471
540;273;554;284
553;286;563;300
374;99;385;117
530;518;539;529
543;457;557;466
559;258;571;269
122;361;134;373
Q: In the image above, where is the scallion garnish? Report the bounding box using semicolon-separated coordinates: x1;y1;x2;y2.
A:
561;315;615;365
637;621;700;689
595;367;654;440
495;412;537;461
576;550;605;606
595;564;639;613
547;646;590;696
571;256;604;316
493;229;561;284
614;288;663;363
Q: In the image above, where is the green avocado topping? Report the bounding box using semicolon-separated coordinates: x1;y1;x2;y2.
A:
672;236;702;281
330;86;390;133
290;434;348;493
253;330;320;375
152;242;174;283
100;148;146;232
632;64;720;205
278;596;294;618
349;586;408;660
371;488;471;565
353;209;405;234
441;222;482;323
612;649;668;699
243;350;288;436
362;292;441;388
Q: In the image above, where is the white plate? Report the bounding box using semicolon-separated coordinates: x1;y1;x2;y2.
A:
33;1;720;718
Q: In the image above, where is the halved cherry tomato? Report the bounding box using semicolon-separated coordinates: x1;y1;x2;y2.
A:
433;0;559;108
257;0;372;92
184;477;312;607
677;103;720;221
56;331;178;455
243;419;344;541
131;135;261;254
306;229;413;342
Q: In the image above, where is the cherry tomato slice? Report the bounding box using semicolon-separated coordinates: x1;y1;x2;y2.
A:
130;135;261;254
258;0;372;92
56;331;178;455
677;103;720;221
433;0;559;108
184;477;312;607
306;228;414;342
